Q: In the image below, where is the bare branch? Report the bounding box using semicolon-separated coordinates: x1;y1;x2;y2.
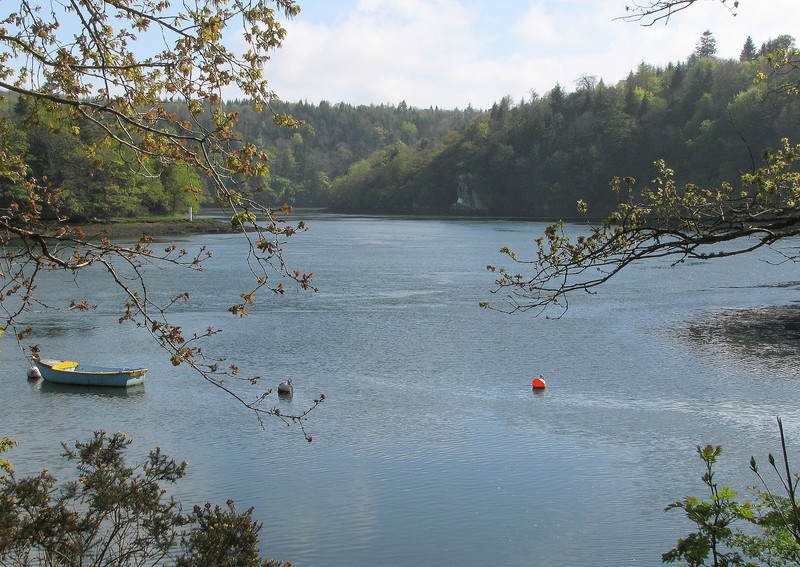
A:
0;0;323;437
484;139;800;316
617;1;738;26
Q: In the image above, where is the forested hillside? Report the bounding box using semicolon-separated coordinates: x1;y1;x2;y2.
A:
327;33;800;217
227;100;481;207
1;31;797;220
0;93;478;219
0;94;208;220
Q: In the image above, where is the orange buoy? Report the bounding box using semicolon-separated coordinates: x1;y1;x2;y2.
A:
532;376;547;390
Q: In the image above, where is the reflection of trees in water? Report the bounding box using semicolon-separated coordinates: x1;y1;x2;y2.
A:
681;301;800;372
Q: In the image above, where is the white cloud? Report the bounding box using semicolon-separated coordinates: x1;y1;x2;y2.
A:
262;0;800;109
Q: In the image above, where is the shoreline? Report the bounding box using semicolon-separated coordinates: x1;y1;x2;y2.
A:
69;212;585;239
79;218;233;238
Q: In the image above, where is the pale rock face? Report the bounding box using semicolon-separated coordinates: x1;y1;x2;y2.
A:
453;173;486;211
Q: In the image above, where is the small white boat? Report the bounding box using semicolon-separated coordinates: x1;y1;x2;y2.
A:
33;358;147;387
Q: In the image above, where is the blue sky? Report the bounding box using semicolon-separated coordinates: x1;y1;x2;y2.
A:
259;0;800;109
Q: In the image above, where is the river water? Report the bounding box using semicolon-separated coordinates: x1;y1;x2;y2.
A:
3;216;800;566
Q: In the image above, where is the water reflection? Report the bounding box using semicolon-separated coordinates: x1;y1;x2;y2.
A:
37;380;146;398
4;220;800;567
26;319;98;337
681;304;800;362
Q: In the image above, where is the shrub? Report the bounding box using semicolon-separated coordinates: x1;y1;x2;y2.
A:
0;431;289;566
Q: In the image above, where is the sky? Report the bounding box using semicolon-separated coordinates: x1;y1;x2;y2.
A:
259;0;800;109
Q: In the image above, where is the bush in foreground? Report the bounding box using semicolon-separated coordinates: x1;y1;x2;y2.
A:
665;418;800;566
0;431;288;566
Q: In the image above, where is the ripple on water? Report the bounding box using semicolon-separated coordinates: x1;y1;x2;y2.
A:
4;222;800;567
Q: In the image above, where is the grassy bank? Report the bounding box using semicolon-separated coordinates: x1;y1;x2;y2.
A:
79;218;233;238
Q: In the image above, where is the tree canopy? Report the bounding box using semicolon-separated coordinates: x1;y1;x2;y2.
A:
695;30;718;59
0;0;321;433
484;141;800;315
484;2;800;316
325;36;798;218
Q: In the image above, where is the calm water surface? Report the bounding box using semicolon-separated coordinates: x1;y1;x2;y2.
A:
3;217;800;566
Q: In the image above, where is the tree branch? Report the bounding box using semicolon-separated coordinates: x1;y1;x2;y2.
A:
617;1;737;26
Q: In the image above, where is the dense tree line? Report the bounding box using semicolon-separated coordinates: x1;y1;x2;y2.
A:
225;99;481;207
328;32;800;217
0;95;204;220
3;32;797;220
0;93;478;218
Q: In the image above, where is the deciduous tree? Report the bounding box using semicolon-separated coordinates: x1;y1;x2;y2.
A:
483;3;799;317
483;140;800;315
0;0;322;433
0;431;291;566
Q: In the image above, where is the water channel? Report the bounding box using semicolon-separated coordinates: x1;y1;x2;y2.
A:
3;216;800;566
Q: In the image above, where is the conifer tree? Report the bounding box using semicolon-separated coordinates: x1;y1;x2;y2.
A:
739;35;757;61
694;30;718;59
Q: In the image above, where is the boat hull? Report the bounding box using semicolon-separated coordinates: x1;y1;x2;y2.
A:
34;359;147;387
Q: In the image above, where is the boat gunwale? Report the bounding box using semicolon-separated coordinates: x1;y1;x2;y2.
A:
37;359;146;375
34;358;148;386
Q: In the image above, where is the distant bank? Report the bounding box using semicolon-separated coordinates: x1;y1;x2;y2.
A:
80;218;233;238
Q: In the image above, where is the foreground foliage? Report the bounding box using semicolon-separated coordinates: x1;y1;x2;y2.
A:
664;419;800;566
483;4;799;315
0;0;322;433
484;137;800;315
0;431;289;566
